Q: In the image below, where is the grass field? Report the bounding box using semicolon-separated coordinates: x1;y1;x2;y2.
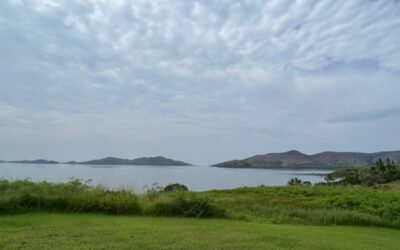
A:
1;213;399;250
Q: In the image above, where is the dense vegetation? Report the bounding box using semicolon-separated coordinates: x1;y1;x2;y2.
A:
0;179;222;218
204;184;400;228
1;178;400;229
326;158;400;185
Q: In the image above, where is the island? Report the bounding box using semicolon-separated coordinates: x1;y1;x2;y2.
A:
2;156;191;166
6;159;59;164
73;156;191;166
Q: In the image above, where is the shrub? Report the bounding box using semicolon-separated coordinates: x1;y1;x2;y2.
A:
148;194;226;218
287;178;311;186
287;178;302;186
163;183;189;192
143;183;163;199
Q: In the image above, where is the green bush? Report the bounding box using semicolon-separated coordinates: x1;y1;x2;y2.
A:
163;183;189;192
148;194;226;218
287;178;312;186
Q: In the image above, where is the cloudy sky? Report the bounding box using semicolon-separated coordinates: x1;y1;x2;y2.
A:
0;0;399;165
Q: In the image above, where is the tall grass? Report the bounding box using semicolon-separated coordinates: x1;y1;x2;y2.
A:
201;185;400;229
1;179;400;229
0;179;141;215
0;179;223;218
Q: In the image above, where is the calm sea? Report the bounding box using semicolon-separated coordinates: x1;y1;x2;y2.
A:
0;163;332;192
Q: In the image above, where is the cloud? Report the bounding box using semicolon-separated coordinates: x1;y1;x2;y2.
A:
328;107;400;123
0;0;399;164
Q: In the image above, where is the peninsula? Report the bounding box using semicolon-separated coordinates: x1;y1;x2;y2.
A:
213;150;400;169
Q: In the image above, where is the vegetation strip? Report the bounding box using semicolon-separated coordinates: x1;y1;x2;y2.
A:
1;177;399;229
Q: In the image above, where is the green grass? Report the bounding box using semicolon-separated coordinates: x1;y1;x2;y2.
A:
195;185;400;228
0;213;399;250
1;180;400;248
1;179;400;228
381;181;400;191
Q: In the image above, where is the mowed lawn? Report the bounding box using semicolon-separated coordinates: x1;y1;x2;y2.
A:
0;214;399;250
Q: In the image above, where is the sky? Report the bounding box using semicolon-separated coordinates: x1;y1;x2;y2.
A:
0;0;399;165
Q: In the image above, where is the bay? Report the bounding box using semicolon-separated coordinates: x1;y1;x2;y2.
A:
0;163;332;192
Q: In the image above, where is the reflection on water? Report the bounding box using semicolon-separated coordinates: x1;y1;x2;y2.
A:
0;163;332;192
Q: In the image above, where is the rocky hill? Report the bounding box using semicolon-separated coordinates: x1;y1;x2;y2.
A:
214;150;400;169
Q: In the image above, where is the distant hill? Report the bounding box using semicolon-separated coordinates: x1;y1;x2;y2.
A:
213;150;400;169
73;156;191;166
2;156;191;166
77;157;131;165
7;159;59;164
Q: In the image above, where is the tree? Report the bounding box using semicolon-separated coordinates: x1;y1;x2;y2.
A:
326;158;400;186
376;158;385;171
386;158;392;169
163;183;189;192
287;178;303;186
324;174;335;184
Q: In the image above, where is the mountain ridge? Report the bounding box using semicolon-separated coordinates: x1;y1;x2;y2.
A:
214;150;400;169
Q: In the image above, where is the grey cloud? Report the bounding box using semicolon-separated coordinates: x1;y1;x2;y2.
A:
0;0;399;164
328;107;400;123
